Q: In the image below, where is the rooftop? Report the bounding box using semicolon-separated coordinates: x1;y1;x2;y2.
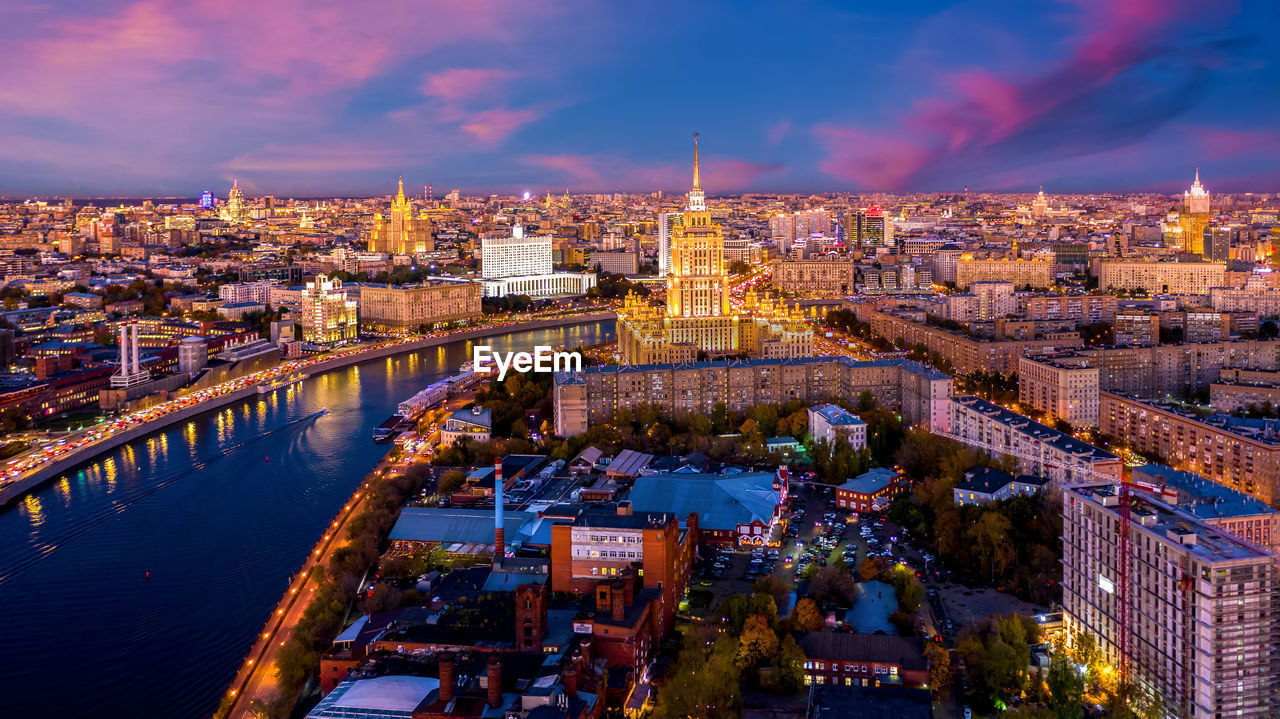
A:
811;403;866;427
1068;483;1273;563
1132;464;1277;520
568;355;950;382
837;468;897;495
953;395;1118;461
955;466;1050;495
627;471;781;531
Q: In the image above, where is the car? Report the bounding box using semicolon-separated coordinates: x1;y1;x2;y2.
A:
699;580;712;587
963;708;972;719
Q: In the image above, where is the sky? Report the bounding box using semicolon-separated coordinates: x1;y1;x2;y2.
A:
1;0;1278;198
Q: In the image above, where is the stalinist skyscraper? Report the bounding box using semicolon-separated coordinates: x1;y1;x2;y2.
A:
369;176;434;254
1179;168;1211;256
616;135;812;364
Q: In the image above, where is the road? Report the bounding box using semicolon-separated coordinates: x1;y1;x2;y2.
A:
220;474;376;718
0;308;618;505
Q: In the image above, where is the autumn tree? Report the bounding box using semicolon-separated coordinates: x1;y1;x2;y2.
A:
923;641;951;690
736;614;780;669
792;597;824;632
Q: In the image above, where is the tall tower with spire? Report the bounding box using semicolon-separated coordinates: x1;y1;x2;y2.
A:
220;179;248;223
614;135;812;364
370;175;433;254
1031;186;1049;219
1179;168;1212;256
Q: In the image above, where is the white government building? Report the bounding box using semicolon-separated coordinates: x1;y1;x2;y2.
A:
479;226;596;298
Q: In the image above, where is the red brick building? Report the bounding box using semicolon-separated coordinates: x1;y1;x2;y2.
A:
798;633;929;688
550;504;696;640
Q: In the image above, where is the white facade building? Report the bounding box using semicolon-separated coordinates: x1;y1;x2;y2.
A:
807;403;867;451
479;226;596;298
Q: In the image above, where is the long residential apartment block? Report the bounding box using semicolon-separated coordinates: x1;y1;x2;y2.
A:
948;395;1121;483
552;357;951;437
1063;483;1280;718
1099;391;1280;506
849;303;1078;373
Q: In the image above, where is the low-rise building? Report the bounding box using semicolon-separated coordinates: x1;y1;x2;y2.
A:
627;469;787;547
808;403;868;450
438;406;492;447
835;468;899;513
797;632;929;688
952;466;1049;506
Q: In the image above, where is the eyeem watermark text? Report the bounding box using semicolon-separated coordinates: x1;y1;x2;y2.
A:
473;345;582;381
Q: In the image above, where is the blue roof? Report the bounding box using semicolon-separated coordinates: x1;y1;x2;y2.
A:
812;403;865;426
837;468;897;494
628;471;780;531
389;507;534;545
1133;464;1277;520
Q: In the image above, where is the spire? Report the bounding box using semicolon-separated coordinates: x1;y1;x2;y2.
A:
692;133;701;192
1195;166;1200;184
396;174;406;202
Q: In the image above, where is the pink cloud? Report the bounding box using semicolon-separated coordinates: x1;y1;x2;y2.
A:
814;0;1221;190
422;68;515;101
461;108;542;144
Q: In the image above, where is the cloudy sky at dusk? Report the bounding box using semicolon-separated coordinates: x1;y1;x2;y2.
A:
1;0;1278;197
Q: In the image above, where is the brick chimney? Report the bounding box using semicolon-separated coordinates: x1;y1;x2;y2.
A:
611;580;626;621
621;567;635;606
438;651;455;704
493;459;504;566
579;636;592;668
616;500;632;516
563;664;579;700
486;654;503;709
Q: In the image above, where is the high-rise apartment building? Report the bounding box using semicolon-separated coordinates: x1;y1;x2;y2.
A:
301;274;358;345
1062;483;1280;719
1017;354;1101;427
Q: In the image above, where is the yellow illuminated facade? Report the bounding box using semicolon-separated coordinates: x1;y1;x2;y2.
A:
616;135;812;364
369;176;434;254
301;274;358;345
1178;168;1212;256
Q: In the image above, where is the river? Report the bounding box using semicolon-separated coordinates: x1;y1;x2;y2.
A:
0;320;612;719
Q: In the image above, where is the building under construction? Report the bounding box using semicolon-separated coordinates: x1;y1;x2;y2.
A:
1062;482;1280;718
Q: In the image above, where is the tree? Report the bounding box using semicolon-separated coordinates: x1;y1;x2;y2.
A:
888;563;924;612
792;597;824;632
437;469;467;495
811;562;857;605
923;640;951;690
1047;653;1084;719
736;614;780;668
858;556;885;582
654;632;741;719
967;510;1013;582
753;576;790;606
857;390;877;411
722;593;778;634
766;635;807;694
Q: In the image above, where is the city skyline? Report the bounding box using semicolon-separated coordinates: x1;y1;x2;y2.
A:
2;0;1280;197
